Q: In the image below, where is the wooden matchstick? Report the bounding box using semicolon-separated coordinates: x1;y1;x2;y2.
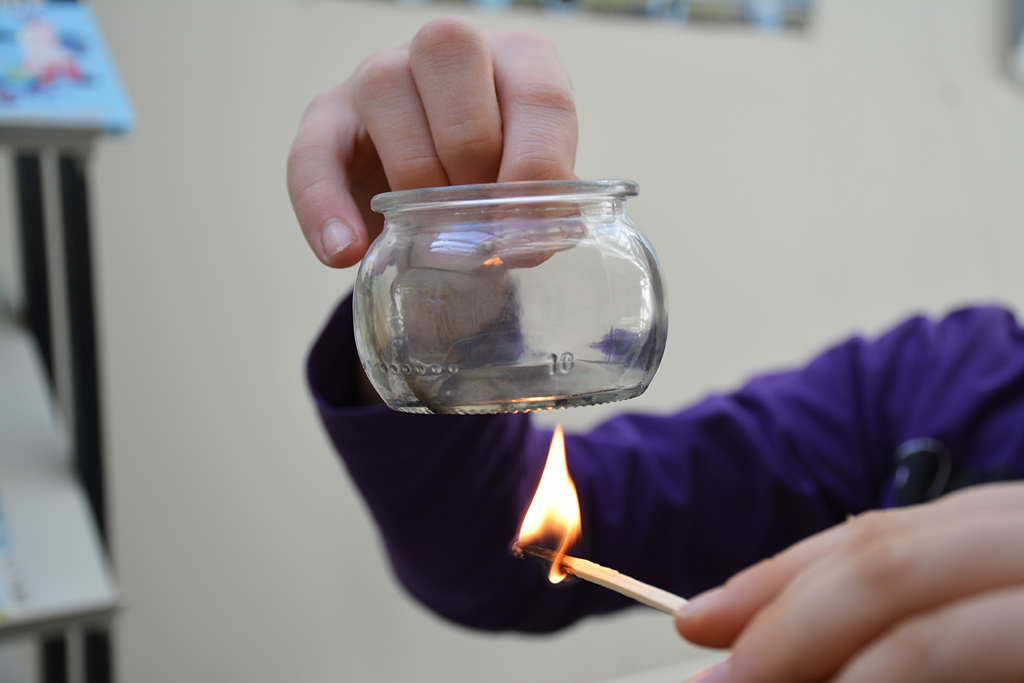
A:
512;542;688;616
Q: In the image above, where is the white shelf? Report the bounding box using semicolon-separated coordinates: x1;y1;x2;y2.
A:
0;315;117;639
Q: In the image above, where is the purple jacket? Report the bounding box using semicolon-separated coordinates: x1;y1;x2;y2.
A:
308;297;1024;632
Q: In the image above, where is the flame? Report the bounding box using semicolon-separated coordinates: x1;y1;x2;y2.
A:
517;425;580;583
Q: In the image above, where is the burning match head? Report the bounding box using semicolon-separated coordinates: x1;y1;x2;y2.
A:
510;542;562;568
512;542;576;584
512;542;690;615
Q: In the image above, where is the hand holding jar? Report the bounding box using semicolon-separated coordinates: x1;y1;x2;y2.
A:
286;17;579;270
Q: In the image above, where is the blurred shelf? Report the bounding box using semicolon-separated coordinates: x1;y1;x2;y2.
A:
0;314;117;640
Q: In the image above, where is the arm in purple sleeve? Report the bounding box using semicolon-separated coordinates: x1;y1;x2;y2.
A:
308;297;1024;632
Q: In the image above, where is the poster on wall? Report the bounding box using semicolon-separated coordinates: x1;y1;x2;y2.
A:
0;2;133;132
413;0;812;28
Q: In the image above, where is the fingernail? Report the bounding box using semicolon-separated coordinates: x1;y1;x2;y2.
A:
321;220;356;258
677;587;722;620
686;658;731;683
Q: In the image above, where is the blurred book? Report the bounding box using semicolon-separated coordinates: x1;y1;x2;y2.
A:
0;2;133;132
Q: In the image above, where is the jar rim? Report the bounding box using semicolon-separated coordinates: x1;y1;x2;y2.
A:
371;179;638;213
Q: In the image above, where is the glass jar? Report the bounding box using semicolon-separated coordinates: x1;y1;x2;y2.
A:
353;180;667;414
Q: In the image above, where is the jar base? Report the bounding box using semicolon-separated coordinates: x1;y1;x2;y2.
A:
382;384;649;415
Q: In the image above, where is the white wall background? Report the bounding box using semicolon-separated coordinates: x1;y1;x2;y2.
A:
48;0;1024;681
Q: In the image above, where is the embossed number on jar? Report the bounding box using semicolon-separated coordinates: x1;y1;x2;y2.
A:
547;353;574;375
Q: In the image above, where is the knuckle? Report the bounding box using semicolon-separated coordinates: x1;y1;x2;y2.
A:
410;17;489;62
438;121;502;161
286;142;322;198
287;170;334;215
388;149;446;187
514;79;576;119
501;151;573;181
501;124;576;180
502;28;558;52
844;512;916;591
880;618;940;675
295;83;350;136
843;509;891;550
492;28;564;67
352;48;412;100
298;88;332;124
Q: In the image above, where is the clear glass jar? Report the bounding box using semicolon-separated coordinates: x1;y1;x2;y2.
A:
353;180;667;414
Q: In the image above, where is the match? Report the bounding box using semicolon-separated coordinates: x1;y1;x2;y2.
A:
511;542;688;616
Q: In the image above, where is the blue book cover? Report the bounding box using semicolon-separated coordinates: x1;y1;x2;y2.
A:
0;3;134;132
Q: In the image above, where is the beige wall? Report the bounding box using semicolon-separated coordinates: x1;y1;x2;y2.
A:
79;1;1024;681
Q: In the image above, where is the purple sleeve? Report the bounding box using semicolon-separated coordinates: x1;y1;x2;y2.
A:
307;297;1024;632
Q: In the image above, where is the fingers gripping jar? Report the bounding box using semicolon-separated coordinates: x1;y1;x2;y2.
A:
353;180;667;414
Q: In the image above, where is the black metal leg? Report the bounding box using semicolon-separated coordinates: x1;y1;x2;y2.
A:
59;153;112;683
85;631;113;683
15;149;112;683
59;154;106;541
16;154;52;382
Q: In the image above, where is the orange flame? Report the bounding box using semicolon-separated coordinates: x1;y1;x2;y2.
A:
517;425;580;583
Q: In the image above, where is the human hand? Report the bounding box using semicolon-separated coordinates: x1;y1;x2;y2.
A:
286;17;578;269
676;482;1024;682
